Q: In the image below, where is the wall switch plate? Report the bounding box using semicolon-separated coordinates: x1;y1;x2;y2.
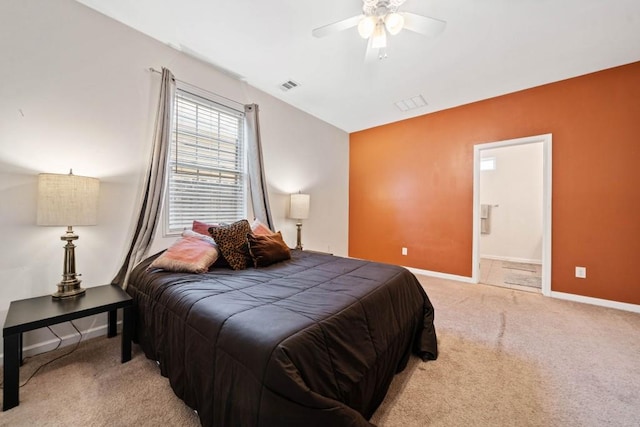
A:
575;266;586;279
401;247;408;256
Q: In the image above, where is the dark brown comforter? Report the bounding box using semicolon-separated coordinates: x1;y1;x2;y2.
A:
127;250;437;427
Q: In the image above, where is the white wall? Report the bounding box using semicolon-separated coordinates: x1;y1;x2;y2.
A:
0;0;348;359
479;142;543;263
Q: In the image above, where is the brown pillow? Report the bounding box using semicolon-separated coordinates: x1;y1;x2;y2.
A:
247;231;291;267
208;220;252;270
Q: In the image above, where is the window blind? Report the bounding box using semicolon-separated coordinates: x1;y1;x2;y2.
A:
167;89;246;233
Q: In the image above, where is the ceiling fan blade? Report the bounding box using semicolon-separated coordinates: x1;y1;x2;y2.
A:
312;14;363;38
401;12;446;38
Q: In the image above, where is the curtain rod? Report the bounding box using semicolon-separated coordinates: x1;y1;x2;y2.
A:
148;67;245;110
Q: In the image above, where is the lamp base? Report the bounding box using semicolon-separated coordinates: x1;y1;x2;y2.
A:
52;282;86;299
52;226;86;300
295;222;303;250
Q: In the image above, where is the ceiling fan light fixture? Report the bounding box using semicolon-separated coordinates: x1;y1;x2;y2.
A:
371;22;387;48
384;12;404;35
358;16;377;39
311;0;446;61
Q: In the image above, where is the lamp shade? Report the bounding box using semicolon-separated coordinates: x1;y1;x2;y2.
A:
289;193;310;220
358;16;377;39
384;12;404;35
37;172;100;226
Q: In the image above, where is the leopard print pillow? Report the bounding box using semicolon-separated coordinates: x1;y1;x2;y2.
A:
208;220;252;270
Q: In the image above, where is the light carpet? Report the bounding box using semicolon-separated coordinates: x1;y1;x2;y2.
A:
1;276;639;426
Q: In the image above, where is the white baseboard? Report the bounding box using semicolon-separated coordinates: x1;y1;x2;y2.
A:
480;255;542;265
550;291;640;313
405;265;640;314
0;322;117;366
405;266;475;283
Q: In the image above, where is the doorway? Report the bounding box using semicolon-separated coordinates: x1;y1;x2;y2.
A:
472;134;552;296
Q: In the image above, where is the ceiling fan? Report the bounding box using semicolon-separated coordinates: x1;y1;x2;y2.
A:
312;0;446;60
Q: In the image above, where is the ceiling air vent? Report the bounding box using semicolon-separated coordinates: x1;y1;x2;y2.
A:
280;79;300;92
394;94;428;112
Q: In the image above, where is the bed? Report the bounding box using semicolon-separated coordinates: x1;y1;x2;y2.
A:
126;249;437;426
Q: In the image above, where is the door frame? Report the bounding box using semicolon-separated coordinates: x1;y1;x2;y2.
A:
472;133;552;296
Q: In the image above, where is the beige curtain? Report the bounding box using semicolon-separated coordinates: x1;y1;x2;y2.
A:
245;104;274;230
112;68;175;289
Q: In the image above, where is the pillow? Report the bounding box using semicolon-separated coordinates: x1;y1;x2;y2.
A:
148;235;219;273
181;229;223;265
195;223;231;268
250;218;273;236
247;231;291;267
182;228;217;246
208;219;252;270
192;220;219;236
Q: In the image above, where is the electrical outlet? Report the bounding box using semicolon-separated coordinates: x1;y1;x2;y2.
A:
575;266;586;279
401;247;408;256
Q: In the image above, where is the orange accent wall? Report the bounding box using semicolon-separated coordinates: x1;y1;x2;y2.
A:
350;61;640;305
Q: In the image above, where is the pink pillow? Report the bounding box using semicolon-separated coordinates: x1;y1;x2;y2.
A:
192;220;219;236
251;218;273;236
149;236;219;273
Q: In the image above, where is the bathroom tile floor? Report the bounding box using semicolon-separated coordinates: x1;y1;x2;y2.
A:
480;258;542;293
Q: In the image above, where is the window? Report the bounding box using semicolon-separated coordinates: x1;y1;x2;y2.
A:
480;157;496;171
165;88;246;234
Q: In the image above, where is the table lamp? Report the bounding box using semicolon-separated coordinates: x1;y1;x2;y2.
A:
37;170;99;299
289;193;310;250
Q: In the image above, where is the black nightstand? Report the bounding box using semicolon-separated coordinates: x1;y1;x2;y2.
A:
2;284;133;411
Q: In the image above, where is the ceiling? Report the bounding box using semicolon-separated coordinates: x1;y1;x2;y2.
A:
76;0;640;133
